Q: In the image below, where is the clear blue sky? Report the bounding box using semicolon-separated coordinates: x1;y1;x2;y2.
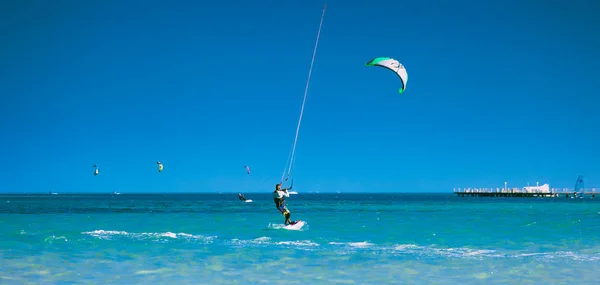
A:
1;0;599;193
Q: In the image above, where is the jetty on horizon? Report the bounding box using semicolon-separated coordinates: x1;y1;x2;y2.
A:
454;177;597;198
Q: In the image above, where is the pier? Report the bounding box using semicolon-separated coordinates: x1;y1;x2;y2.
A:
453;181;597;198
454;190;597;198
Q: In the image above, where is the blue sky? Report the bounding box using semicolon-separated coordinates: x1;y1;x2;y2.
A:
1;0;599;193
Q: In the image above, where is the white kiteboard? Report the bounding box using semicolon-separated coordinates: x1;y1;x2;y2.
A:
286;220;305;230
269;220;306;231
244;199;253;203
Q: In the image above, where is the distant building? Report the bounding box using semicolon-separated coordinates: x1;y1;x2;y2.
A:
522;183;550;193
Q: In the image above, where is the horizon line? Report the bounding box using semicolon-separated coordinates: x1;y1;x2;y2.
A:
0;191;454;195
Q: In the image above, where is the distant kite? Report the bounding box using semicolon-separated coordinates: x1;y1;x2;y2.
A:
244;165;251;175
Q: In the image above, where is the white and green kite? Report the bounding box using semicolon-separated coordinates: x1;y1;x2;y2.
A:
366;57;408;94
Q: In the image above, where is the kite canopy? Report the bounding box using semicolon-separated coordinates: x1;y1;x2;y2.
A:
365;57;408;94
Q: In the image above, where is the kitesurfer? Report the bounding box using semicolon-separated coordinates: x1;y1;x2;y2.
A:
238;193;246;202
273;183;297;225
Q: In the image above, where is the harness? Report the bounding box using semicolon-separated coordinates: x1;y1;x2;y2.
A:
273;189;291;216
274;198;290;216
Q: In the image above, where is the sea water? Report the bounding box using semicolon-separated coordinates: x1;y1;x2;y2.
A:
1;193;599;284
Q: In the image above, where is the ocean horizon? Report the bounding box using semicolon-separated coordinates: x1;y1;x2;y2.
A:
2;192;455;195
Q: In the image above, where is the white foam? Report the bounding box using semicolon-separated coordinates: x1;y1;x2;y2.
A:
160;232;177;238
328;241;374;248
276;240;319;247
79;230;600;262
391;244;502;259
83;230;128;238
254;236;270;242
231;236;272;246
82;229;216;242
44;235;68;243
348;241;373;248
393;244;419;250
230;237;319;249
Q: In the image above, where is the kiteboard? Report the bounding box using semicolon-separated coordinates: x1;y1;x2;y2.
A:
284;220;306;230
269;220;306;231
244;199;253;203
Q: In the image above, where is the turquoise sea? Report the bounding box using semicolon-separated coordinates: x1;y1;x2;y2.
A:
1;193;599;284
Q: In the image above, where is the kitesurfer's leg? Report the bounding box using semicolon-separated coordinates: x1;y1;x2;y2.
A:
284;211;291;225
287;217;297;225
277;203;296;225
278;205;291;225
283;209;297;225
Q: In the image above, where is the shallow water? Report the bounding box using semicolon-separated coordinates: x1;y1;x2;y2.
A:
1;193;599;284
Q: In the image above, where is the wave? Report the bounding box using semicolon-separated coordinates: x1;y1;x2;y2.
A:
78;229;600;262
230;236;319;248
44;235;68;243
81;230;216;243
